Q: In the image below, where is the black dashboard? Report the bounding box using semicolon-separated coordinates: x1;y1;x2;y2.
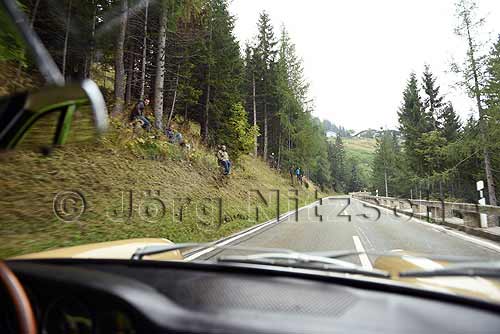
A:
3;259;500;334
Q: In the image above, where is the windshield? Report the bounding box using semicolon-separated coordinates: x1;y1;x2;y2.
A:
1;0;500;303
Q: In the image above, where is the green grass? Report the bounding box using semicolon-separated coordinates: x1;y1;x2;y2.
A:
342;137;376;186
0;124;323;258
343;137;376;164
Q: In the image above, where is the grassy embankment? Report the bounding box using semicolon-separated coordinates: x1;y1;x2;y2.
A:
342;137;376;186
0;121;323;258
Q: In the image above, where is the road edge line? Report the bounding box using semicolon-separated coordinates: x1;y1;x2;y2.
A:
355;198;500;254
352;235;373;270
184;197;328;261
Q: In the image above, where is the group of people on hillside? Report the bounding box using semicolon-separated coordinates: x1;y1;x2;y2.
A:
129;98;231;176
129;99;185;146
129;98;152;131
289;165;304;185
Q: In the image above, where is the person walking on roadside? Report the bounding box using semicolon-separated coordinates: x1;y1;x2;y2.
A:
295;166;302;185
130;98;152;131
217;145;231;175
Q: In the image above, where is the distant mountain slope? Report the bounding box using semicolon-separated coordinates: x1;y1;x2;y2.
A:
343;137;376;186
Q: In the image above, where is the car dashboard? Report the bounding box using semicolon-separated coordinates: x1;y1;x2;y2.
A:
2;259;500;334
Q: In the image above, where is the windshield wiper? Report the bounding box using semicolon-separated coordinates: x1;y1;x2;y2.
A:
131;242;295;260
400;261;500;278
309;250;485;263
131;243;389;278
216;253;390;278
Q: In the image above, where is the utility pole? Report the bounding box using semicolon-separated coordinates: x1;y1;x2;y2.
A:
384;168;388;197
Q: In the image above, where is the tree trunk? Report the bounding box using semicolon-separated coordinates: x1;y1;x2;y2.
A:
465;18;497;205
263;102;268;160
125;53;134;105
113;0;128;116
139;0;149;100
61;0;72;79
167;64;181;128
184;103;188;123
153;3;168;130
277;127;281;169
201;19;212;144
202;76;210;144
30;0;41;27
88;0;97;79
14;0;41;83
252;72;258;157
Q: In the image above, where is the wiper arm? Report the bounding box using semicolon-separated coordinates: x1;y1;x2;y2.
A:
309;250;485;263
217;253;390;278
131;244;389;278
131;242;295;260
131;242;201;260
400;261;500;278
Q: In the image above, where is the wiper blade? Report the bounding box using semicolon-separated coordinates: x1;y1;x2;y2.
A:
400;261;500;278
131;243;389;277
309;250;486;263
131;242;201;260
217;253;390;278
131;242;295;260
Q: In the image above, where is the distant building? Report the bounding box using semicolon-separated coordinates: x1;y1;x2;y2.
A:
326;131;337;138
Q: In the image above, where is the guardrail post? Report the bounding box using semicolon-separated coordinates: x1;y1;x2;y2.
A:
434;205;452;222
463;211;481;228
487;215;498;228
418;203;427;215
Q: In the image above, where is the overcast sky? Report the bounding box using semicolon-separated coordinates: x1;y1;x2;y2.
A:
229;0;500;132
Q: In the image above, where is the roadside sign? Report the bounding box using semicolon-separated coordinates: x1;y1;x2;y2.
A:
476;180;484;191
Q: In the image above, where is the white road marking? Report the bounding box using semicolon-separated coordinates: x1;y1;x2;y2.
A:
352;235;373;270
354;198;500;254
184;199;325;261
355;225;375;250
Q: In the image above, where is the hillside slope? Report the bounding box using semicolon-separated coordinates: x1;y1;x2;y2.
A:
0;125;320;258
343;137;376;186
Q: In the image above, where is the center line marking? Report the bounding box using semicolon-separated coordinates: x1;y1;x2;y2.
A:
353;235;373;270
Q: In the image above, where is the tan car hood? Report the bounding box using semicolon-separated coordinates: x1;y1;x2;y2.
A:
11;243;500;303
11;238;183;261
375;251;500;304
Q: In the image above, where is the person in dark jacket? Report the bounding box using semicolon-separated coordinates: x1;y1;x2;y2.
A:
289;165;295;185
130;98;152;131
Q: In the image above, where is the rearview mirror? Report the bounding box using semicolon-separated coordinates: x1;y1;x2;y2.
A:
0;80;108;152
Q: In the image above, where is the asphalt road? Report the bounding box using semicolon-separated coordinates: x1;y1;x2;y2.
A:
195;196;500;266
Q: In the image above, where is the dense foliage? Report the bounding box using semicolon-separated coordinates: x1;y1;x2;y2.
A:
2;0;499;199
371;33;500;203
0;0;338;188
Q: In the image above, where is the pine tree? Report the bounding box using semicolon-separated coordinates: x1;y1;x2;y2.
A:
483;35;500;202
398;72;432;177
422;65;444;129
253;11;278;159
347;163;362;193
439;102;462;141
372;131;396;196
328;136;347;192
200;0;254;157
454;0;497;205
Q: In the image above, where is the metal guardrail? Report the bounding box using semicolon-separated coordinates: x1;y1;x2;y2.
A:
352;194;500;229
